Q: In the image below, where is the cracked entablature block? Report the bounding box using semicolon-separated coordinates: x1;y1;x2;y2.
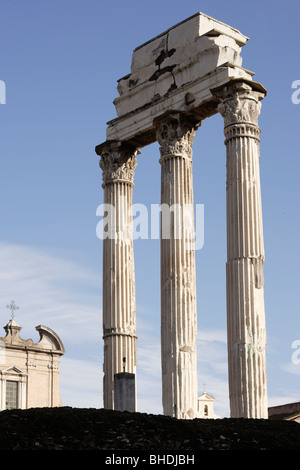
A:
104;12;264;147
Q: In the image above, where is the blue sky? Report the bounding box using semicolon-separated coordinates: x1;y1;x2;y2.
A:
0;0;299;417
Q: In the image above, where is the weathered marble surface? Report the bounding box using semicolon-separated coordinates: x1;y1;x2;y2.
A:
105;12;260;147
96;12;268;419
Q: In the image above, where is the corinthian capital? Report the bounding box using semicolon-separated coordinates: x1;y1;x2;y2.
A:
97;140;138;185
155;112;198;160
216;82;265;128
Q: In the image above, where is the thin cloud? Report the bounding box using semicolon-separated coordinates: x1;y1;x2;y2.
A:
0;242;101;342
60;356;102;408
0;242;230;415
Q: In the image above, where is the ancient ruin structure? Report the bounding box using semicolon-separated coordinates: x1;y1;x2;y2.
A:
96;12;268;419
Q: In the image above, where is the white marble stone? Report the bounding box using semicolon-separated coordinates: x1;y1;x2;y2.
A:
97;13;268;420
214;81;268;418
157;112;198;419
98;141;138;410
106;12;256;147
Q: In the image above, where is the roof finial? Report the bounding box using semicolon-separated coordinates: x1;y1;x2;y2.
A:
6;300;20;320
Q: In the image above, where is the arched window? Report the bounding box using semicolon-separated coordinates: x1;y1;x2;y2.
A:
204;404;208;416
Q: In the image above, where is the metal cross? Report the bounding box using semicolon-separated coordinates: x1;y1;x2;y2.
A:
6;300;20;319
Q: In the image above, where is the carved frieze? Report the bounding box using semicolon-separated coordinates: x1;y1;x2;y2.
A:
48;363;59;370
26;361;37;368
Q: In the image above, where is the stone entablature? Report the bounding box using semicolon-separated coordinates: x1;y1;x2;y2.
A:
104;12;265;148
0;319;65;411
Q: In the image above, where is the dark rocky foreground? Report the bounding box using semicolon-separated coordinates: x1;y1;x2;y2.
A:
0;406;299;452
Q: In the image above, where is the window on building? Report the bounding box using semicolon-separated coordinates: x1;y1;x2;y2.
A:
204;404;208;416
6;381;18;410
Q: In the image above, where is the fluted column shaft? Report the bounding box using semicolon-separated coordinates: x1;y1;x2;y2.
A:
99;141;138;410
156;112;199;419
218;82;268;418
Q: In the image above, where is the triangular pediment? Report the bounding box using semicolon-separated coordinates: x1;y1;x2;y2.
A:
198;392;215;401
0;365;27;376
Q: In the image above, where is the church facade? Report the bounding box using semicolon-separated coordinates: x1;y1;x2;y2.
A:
0;318;65;411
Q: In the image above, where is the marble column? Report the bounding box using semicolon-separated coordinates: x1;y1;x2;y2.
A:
98;140;138;410
217;81;268;418
156;112;199;419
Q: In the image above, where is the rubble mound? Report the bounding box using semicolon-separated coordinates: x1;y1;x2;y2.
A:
0;406;299;451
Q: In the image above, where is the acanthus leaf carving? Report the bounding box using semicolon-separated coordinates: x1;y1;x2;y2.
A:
155;112;198;160
217;82;264;128
98;141;138;185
